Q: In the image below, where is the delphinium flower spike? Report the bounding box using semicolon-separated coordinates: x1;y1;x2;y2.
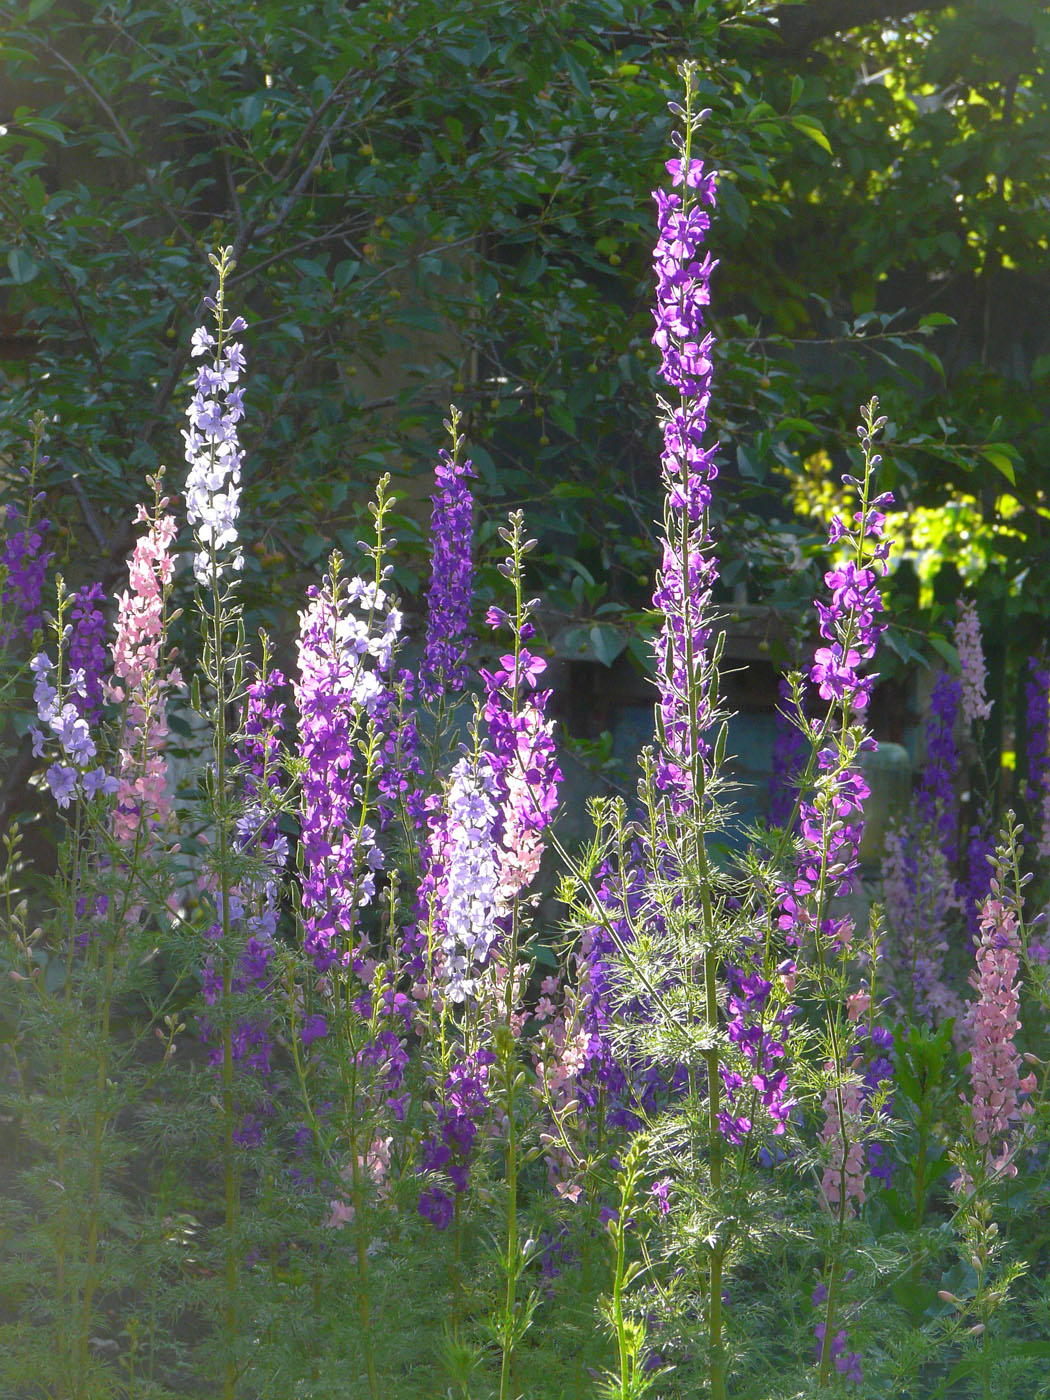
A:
421;405;475;706
1;413;52;647
183;249;248;587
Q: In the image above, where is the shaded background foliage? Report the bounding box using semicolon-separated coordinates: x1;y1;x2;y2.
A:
1;0;1049;818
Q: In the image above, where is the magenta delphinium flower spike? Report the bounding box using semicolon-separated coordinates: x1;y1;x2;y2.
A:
649;119;720;811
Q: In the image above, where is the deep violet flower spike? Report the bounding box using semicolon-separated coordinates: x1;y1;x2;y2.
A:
421;406;475;703
650;75;720;810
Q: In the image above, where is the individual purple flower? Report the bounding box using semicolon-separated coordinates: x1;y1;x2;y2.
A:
421;426;475;703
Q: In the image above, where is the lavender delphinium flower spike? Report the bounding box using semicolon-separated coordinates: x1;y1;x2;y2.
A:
954;597;992;728
183;249;248;587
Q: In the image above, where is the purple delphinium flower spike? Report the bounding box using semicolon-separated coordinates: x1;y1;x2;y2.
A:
1;503;52;644
916;671;961;866
777;407;893;955
421;417;475;704
67;583;108;725
650;138;720;811
296;559;400;972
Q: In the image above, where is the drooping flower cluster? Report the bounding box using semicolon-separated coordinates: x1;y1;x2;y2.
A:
183;276;248;586
956;889;1036;1192
650;138;720;809
1;500;51;644
295;562;400;972
106;486;182;843
421;441;475;703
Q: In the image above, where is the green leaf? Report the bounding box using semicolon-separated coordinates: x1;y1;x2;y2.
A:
28;0;58;17
918;312;955;328
7;248;39;284
927;635;960;670
791;114;832;155
979;444;1017;485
